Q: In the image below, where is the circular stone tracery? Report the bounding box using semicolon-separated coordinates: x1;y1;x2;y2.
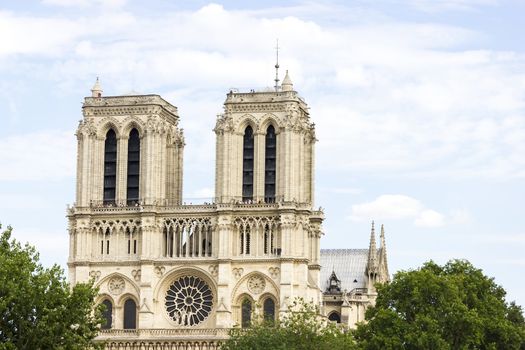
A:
165;276;213;326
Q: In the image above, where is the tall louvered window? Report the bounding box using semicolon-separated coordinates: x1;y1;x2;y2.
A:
123;299;137;329
264;125;277;202
101;299;113;329
263;298;276;321
127;128;140;204
241;298;252;328
242;126;254;201
103;129;117;204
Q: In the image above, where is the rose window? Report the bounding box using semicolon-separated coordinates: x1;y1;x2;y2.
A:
165;276;213;326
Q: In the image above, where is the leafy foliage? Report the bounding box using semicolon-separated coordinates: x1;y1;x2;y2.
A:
0;224;103;350
221;298;356;350
355;259;525;350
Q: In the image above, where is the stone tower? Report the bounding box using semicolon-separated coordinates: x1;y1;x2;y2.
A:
67;75;324;349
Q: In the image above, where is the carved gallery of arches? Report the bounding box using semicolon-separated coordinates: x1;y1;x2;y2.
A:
237;222;281;257
94;226;140;257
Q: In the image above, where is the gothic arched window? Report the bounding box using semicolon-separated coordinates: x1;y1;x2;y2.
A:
126;128;140;205
242;126;254;202
103;129;117;204
101;299;113;329
263;297;276;322
123;299;137;329
240;226;251;255
264;125;277;202
328;311;341;323
241;298;252;328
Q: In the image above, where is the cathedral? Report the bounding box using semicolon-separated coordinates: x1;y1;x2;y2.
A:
67;72;389;349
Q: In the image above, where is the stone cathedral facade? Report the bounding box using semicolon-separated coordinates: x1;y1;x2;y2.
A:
67;73;389;349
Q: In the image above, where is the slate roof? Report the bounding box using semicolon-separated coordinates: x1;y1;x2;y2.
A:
320;249;369;293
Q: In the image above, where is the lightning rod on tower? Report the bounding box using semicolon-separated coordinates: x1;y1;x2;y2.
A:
274;39;280;92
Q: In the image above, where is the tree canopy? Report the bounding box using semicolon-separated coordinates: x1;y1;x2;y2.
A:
221;298;356;350
0;224;103;350
355;259;525;350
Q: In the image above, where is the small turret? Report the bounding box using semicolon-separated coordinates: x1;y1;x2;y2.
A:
281;70;293;91
91;77;102;97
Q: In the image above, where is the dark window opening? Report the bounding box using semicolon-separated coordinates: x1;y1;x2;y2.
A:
106;240;109;254
127;128;140;205
241;298;252;328
103;129;117;204
133;239;137;254
328;312;341;323
263;298;275;322
242;126;254;201
101;299;113;329
123;299;137;329
264;125;277;202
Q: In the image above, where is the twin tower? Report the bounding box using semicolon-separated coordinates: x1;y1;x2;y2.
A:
68;73;324;348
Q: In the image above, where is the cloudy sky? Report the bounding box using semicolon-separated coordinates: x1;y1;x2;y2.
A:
0;0;524;304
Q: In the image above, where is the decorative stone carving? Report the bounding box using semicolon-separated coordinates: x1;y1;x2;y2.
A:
208;265;218;278
232;268;244;279
268;267;280;279
131;269;141;282
165;276;213;327
89;270;101;281
108;276;125;295
154;266;166;277
214;114;234;133
247;275;266;295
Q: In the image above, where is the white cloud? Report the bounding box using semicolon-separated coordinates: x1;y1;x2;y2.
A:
349;194;446;227
0;194;47;209
11;227;68;267
186;187;215;201
41;0;126;8
414;209;446;228
322;187;363;195
0;3;523;182
403;0;498;12
0;130;76;181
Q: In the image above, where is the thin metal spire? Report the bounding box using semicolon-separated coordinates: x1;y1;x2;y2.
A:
274;39;280;92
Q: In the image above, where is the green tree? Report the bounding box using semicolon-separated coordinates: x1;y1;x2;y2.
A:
355;259;525;350
221;298;357;350
0;224;103;350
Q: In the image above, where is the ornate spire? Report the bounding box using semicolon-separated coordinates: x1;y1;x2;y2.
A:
379;224;390;282
91;77;102;97
367;221;378;274
281;70;293;92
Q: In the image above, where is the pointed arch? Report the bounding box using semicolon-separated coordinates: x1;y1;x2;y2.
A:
103;128;117;204
259;113;282;133
235;114;258;134
97;118;121;139
121;117;145;137
242;125;254;202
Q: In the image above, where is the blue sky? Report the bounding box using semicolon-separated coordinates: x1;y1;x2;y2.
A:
0;0;524;305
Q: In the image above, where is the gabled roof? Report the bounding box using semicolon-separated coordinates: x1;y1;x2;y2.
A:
320;249;369;292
